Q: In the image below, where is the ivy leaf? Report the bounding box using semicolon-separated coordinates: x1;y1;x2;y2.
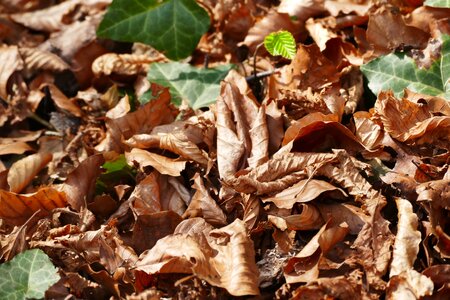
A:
361;34;450;99
0;249;60;299
424;0;450;7
97;0;210;60
264;31;296;59
147;62;233;109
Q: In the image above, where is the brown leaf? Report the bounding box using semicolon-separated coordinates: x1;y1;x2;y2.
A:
132;211;182;254
216;70;269;178
99;88;178;152
387;269;434;299
262;179;346;209
7;152;52;193
92;53;166;77
125;148;186;177
0;187;67;225
390;198;421;277
317;203;368;235
227;152;337;195
284;221;349;283
19;47;69;74
278;0;325;23
240;10;298;53
0;45;23;99
0;142;33;155
269;203;325;231
136;219;260;296
367;7;429;53
60;154;105;211
10;0;80;32
183;173;227;226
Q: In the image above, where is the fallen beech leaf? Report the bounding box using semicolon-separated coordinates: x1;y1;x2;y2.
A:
269;204;324;231
0;45;23;99
317;203;368;235
46;84;83;117
125;148;186;177
353;111;384;150
99;88;178;152
19;47;69;74
7;152;52;193
216;71;269;178
390;198;421;277
60;154;105;211
105;95;130;119
0;142;33;156
262;179;346;209
183;173;227;226
10;0;88;32
318;150;394;286
278;0;325;23
367;7;429;53
375;91;450;146
284;221;349;283
92;53;166;77
0;187;67;225
387;269;434;299
292;274;364;299
305;18;337;51
132;211;182;254
227;152;337;195
136;219;260;296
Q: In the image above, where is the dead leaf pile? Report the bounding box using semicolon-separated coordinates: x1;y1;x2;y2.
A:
0;0;449;299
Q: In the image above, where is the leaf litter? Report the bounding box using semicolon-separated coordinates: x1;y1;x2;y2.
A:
0;0;449;299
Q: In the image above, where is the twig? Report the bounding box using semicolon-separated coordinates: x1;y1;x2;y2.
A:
245;69;279;82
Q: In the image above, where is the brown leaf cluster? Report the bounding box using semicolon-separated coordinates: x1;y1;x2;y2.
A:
0;0;449;299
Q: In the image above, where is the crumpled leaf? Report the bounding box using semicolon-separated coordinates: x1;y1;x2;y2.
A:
268;203;325;231
183;173;227;226
92;53;166;77
135;219;260;296
374;91;450;146
216;70;269;178
97;88;178;152
390;198;422;277
125;148;186;176
0;249;60;300
284;220;349;283
227;152;337;195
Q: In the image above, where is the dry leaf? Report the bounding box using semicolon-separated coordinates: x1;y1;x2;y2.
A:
7;152;52;193
0;187;67;225
262;179;346;209
284;221;349;283
125;148;186;177
92;53;166;77
183;173;226;225
0;45;23;99
136;219;260;296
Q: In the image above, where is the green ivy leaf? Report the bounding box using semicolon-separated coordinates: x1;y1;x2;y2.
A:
97;0;210;60
147;62;233;109
424;0;450;7
0;249;60;300
264;31;296;59
96;154;136;195
361;34;450;99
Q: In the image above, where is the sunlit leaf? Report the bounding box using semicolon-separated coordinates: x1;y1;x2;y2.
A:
424;0;450;7
147;62;233;108
264;30;296;59
361;34;450;99
0;249;60;299
97;0;210;60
